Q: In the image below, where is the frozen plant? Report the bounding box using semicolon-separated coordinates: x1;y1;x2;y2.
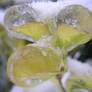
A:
4;1;92;92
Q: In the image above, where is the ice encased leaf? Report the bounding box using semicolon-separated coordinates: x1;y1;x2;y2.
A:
57;5;92;34
11;22;50;41
7;45;64;87
4;3;54;41
4;4;41;41
65;58;92;92
56;24;91;51
66;77;92;92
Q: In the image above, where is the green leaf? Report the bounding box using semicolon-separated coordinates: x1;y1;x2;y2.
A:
56;24;91;51
66;76;92;92
11;22;51;41
7;45;64;87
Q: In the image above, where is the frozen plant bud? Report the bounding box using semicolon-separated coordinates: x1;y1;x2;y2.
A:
7;46;64;87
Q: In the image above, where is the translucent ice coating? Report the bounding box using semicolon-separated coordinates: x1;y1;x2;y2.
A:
4;4;38;29
7;46;64;87
57;5;92;34
56;24;91;51
11;22;50;41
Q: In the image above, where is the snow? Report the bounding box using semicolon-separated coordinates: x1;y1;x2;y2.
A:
14;0;50;3
10;80;61;92
73;52;81;60
86;59;92;66
31;1;62;20
62;72;70;90
31;0;92;20
0;9;5;25
1;0;92;25
68;57;92;78
60;0;92;11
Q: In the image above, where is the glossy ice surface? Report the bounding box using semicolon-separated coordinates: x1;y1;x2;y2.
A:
4;4;38;29
57;5;92;34
56;24;91;51
7;46;64;87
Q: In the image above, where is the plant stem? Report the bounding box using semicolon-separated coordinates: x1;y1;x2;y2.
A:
56;74;66;92
56;48;68;92
61;47;68;72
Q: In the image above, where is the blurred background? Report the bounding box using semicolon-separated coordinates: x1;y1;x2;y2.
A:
0;0;92;92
